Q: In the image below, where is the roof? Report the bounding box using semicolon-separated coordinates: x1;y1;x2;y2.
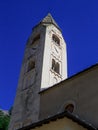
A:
18;111;96;130
33;13;61;31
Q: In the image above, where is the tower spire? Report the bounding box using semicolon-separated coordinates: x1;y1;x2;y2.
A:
41;13;61;30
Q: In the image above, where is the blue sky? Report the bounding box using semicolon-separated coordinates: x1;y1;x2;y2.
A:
0;0;98;110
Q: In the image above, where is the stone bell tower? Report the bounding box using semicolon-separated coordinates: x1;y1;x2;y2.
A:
8;13;67;130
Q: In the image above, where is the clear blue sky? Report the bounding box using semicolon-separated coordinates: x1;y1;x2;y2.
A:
0;0;98;110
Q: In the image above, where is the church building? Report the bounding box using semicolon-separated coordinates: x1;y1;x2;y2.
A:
8;14;98;130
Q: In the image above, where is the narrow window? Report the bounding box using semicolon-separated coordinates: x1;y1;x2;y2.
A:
28;61;35;72
52;34;60;46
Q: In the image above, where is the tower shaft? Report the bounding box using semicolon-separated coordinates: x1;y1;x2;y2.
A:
8;13;67;130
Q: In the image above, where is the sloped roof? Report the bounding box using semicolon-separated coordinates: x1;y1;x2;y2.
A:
18;111;96;130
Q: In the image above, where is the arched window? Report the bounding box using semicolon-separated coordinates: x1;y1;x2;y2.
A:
65;104;74;113
28;60;35;72
51;59;60;74
52;34;60;46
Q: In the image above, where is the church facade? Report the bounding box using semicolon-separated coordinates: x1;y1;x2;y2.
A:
8;14;98;130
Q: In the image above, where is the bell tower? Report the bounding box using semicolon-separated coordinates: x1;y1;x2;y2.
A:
40;14;67;88
8;13;67;130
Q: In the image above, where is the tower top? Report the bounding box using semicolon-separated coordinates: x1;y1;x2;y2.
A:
40;13;61;31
